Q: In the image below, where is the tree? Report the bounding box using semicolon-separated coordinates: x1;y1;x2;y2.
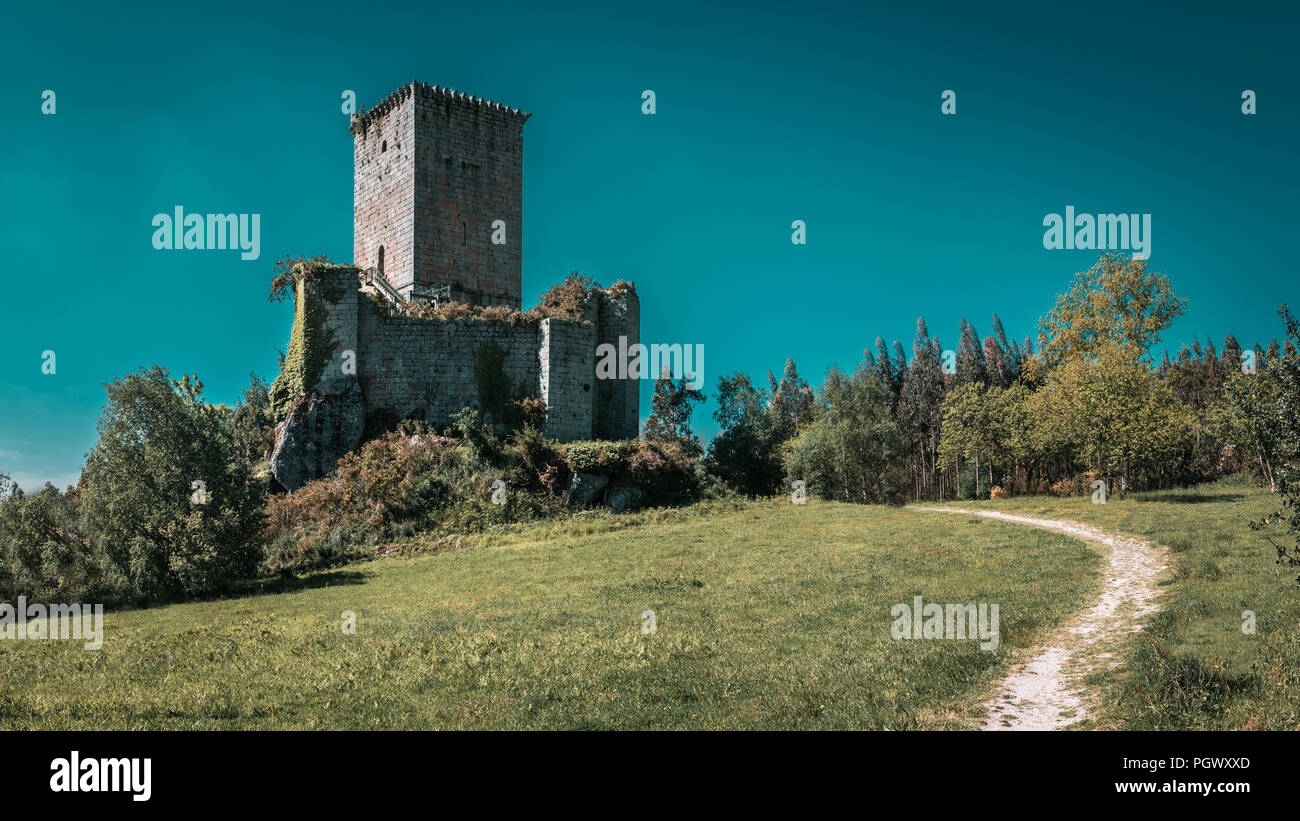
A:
954;319;989;386
898;318;946;499
227;372;277;470
642;369;705;456
1217;366;1283;491
705;373;783;496
1251;306;1300;583
785;365;907;505
766;358;814;443
938;384;1032;497
79;366;264;602
0;482;94;602
1039;253;1186;366
1028;343;1192;494
866;337;907;414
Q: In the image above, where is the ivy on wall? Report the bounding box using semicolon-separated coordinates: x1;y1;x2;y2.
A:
269;275;339;422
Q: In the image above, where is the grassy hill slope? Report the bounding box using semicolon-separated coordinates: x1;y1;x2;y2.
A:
1;500;1099;730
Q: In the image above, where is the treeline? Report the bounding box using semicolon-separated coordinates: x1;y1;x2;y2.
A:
689;254;1300;508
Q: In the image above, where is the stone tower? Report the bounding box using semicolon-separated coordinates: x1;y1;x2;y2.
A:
351;82;529;307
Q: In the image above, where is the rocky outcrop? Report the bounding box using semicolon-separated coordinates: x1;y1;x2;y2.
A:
604;483;646;513
566;472;610;508
271;382;365;491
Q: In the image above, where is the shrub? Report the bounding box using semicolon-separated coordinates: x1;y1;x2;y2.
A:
0;483;101;603
261;427;704;575
79;368;264;603
525;273;598;321
1050;477;1080;497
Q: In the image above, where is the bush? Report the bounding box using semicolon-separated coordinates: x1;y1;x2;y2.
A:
79;368;264;603
1050;477;1080;497
262;426;703;575
0;483;102;603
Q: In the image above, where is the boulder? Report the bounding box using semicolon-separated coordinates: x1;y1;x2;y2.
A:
604;483;646;513
271;381;365;491
566;472;610;508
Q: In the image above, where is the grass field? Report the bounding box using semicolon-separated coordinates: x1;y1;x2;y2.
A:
948;479;1299;730
0;501;1101;730
1;481;1293;730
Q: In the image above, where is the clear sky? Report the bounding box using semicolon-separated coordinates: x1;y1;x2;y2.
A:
1;0;1296;491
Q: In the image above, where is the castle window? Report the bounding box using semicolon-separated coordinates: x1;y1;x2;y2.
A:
381;140;387;152
461;221;467;245
377;246;385;275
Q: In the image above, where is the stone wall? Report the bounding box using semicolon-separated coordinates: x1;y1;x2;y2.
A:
539;318;596;441
591;285;640;440
270;267;641;490
356;297;541;433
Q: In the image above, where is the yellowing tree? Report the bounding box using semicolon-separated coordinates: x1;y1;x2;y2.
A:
1039;253;1185;367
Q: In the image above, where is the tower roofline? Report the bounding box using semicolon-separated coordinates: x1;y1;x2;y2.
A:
350;81;531;135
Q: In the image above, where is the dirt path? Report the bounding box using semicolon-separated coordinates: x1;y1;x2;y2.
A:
916;507;1169;730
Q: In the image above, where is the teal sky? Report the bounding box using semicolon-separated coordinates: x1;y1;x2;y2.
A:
1;0;1297;491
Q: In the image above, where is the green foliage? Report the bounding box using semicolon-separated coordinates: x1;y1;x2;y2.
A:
766;358;814;443
704;373;785;496
1251;305;1300;583
642;374;705;455
0;483;99;603
1027;343;1193;492
78;367;264;603
561;440;638;474
704;364;814;498
227;372;277;470
268;274;338;421
939;384;1032;498
560;439;700;503
268;255;349;304
1216;365;1283;490
785;365;908;505
897;318;948;499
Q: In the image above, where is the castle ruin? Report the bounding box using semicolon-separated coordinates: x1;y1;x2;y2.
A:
270;82;640;491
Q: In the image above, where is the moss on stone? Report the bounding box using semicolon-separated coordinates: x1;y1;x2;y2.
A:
269;278;338;421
